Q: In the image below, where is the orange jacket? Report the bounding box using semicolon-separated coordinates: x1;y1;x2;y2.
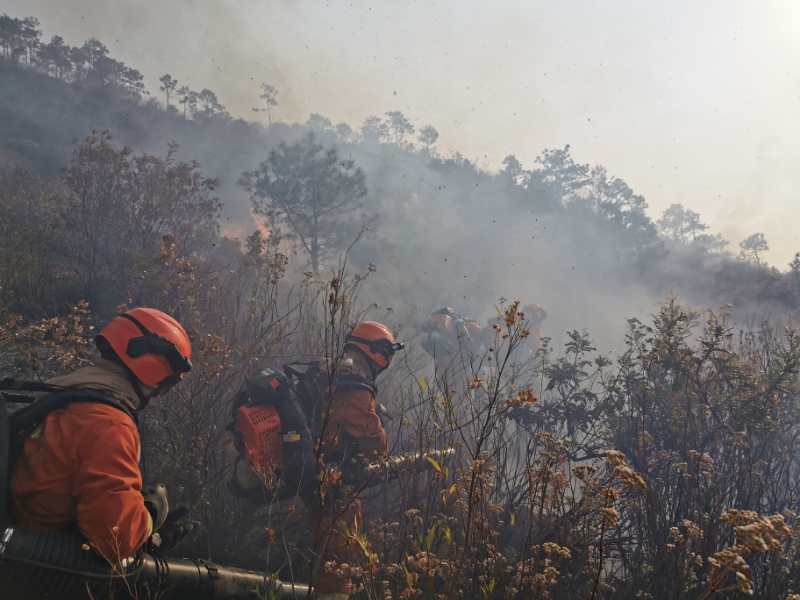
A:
328;386;387;455
11;361;152;561
325;351;388;455
314;351;387;594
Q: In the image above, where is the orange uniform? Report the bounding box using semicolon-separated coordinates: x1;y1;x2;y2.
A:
314;349;388;594
326;360;388;456
11;360;152;561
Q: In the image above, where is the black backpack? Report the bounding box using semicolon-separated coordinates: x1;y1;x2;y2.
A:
0;379;135;527
283;360;383;433
227;361;387;502
228;366;317;501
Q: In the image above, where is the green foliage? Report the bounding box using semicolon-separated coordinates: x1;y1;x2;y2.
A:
159;73;178;108
658;203;708;242
3;14;800;321
0;14;40;63
242;133;370;273
739;232;769;264
418;125;439;151
253;82;278;124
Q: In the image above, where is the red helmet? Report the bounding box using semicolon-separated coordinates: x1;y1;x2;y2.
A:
96;307;192;389
346;321;403;371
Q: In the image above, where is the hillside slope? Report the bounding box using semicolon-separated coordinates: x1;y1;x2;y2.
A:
1;62;797;339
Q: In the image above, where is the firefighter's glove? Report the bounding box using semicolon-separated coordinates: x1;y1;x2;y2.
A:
148;506;199;554
143;483;169;531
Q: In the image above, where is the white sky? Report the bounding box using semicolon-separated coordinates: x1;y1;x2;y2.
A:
6;0;800;266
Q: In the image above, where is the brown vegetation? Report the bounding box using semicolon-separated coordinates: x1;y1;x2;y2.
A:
3;134;800;600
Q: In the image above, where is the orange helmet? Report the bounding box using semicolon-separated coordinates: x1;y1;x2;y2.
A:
346;321;403;371
423;307;460;335
427;313;455;335
96;307;192;389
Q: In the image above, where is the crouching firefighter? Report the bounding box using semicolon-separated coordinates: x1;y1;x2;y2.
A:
229;321;403;600
421;306;484;363
0;307;195;598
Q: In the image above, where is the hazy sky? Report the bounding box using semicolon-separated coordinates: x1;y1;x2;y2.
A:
7;0;800;266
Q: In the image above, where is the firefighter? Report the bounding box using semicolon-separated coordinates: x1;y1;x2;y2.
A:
421;307;484;360
421;306;460;358
229;321;401;599
10;307;193;563
322;321;399;460
312;321;402;599
421;306;484;399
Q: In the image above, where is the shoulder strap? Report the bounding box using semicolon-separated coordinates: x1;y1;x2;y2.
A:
0;378;69;394
6;383;137;437
283;362;324;432
334;372;377;396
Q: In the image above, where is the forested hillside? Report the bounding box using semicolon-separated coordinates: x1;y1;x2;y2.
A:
4;13;800;600
2;15;799;337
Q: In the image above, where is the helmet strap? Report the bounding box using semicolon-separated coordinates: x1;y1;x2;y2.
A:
343;343;382;379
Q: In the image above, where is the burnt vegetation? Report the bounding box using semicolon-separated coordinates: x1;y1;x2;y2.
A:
4;12;800;599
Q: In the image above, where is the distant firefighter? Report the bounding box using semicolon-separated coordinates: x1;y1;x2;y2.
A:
420;307;486;402
421;306;484;360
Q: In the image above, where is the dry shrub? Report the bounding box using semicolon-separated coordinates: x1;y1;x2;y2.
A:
6;136;800;599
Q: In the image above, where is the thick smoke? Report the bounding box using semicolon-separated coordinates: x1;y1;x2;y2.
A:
2;6;798;358
335;140;661;350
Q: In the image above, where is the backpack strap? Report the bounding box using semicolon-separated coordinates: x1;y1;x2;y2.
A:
0;379;69;394
1;378;136;431
9;388;137;438
334;372;377;396
284;362;324;429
